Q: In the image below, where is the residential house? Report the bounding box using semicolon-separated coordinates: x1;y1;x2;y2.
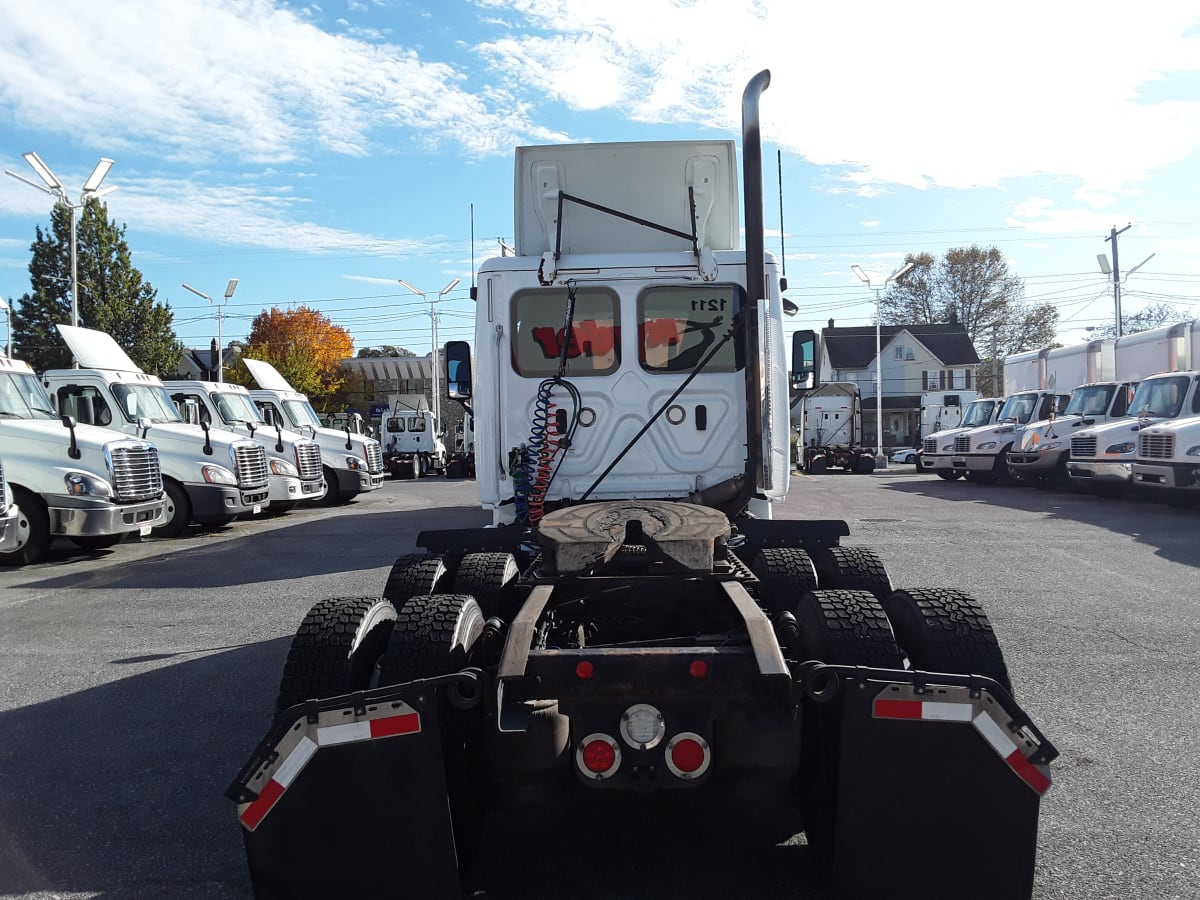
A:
805;318;981;448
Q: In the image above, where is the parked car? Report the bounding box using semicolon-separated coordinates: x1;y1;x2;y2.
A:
890;447;920;464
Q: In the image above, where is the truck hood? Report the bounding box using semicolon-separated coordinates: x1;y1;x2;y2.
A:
138;420;257;454
1015;415;1091;450
1073;417;1159;441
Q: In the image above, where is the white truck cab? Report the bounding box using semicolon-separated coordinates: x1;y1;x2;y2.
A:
1130;406;1200;499
165;380;326;512
1006;381;1137;487
918;397;1003;479
383;408;447;479
1;355;165;565
42;326;271;537
241;358;384;504
1068;371;1200;494
931;390;1069;484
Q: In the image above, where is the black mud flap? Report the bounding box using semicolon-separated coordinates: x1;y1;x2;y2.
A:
804;665;1056;900
226;671;485;900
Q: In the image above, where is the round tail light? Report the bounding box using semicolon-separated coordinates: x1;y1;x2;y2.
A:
576;733;621;780
665;732;711;779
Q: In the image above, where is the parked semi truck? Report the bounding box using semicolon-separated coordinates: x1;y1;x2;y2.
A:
1;355;165;565
241;358;385;505
165;380;326;512
794;382;876;473
917;396;1004;479
43;325;271;537
382;405;447;479
227;72;1055;900
1130;401;1200;501
445;413;476;478
930;389;1069;484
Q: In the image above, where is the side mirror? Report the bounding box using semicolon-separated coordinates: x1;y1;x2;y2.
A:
445;341;473;400
791;330;818;391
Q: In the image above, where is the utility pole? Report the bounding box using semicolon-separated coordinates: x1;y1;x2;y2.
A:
1105;223;1132;337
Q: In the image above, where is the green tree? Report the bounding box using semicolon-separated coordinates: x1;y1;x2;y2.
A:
357;345;415;358
10;199;182;374
879;245;1059;395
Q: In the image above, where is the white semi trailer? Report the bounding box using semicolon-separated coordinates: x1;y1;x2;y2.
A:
43;326;270;538
1;355;165;565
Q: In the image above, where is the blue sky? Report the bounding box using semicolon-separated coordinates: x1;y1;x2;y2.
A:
3;0;1200;361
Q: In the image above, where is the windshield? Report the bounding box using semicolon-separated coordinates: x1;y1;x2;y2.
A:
1063;385;1117;417
214;392;265;426
1128;375;1191;419
111;384;184;423
0;371;58;419
282;399;322;430
959;400;997;428
997;392;1039;424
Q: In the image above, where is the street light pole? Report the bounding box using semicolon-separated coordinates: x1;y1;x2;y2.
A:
398;278;461;433
5;153;117;337
0;297;10;358
182;279;238;382
852;262;915;467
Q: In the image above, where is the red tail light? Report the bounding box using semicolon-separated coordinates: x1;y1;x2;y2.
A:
576;733;621;780
665;732;711;779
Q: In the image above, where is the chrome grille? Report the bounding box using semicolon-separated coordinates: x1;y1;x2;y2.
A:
1138;433;1174;459
234;443;269;489
922;438;937;454
110;444;163;502
295;441;323;480
0;459;6;503
365;441;384;474
1071;436;1097;459
953;435;971;453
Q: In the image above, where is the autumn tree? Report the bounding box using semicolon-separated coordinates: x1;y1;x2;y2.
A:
10;198;183;374
234;306;354;407
879;246;1059;395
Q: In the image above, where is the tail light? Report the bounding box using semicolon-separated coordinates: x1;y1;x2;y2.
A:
665;733;711;779
576;733;621;780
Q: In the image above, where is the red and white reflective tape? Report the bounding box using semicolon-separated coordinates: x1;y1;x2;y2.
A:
238;705;421;831
873;696;1051;795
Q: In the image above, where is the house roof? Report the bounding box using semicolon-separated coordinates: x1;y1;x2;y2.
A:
822;324;980;369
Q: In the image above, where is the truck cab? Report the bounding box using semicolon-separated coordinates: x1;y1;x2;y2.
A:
1068;371;1200;494
931;390;1068;484
0;355;165;565
241;358;384;505
383;408;447;479
1130;403;1200;499
918;396;1003;479
165;380;326;512
42;325;271;538
1006;380;1137;487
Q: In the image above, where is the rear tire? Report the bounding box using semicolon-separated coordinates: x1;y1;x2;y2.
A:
794;589;904;668
151;480;191;539
383;552;448;609
881;588;1012;693
275;596;397;714
810;546;893;602
749;547;818;614
451;552;520;618
446;459;464;478
0;487;51;566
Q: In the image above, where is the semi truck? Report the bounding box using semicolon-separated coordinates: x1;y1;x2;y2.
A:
227;72;1055;900
382;405;447;479
43;326;271;538
917;396;1004;479
240;358;385;505
793;382;876;473
164;380;326;512
1;355;165;565
1130;402;1200;501
445;413;476;478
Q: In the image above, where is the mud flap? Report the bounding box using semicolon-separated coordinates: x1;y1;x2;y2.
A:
805;666;1056;900
227;672;484;900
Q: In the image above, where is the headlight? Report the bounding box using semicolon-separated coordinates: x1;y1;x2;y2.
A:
201;464;238;485
1105;442;1136;455
940;443;954;452
64;472;113;498
1187;446;1200;457
1038;441;1061;453
269;457;299;477
976;441;997;451
345;455;365;470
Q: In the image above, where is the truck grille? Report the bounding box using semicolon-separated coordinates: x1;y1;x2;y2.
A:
922;438;937;454
295;441;323;480
365;442;384;475
1138;433;1174;459
234;444;269;489
110;444;164;502
1071;436;1097;459
0;459;6;504
953;435;971;453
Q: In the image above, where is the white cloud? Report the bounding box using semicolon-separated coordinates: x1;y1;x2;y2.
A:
1006;198;1143;235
